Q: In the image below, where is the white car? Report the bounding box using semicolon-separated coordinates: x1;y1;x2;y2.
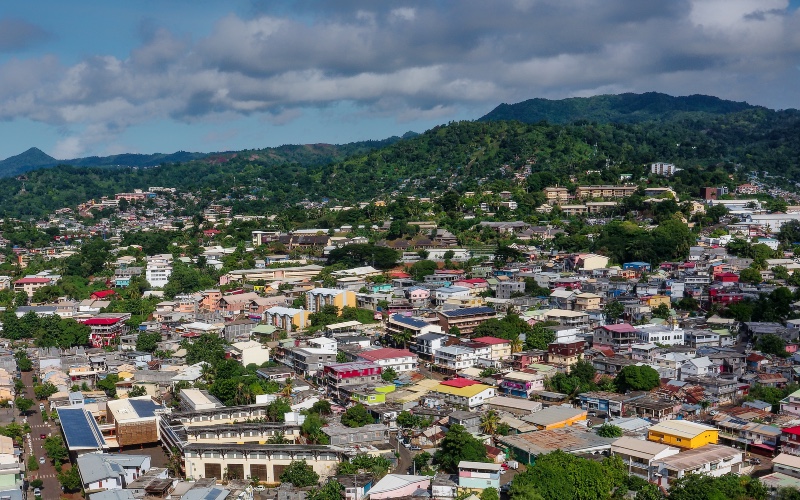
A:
39;457;45;465
254;485;265;492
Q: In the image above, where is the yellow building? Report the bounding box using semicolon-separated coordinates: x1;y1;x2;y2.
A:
430;380;496;409
643;295;671;309
524;406;587;430
647;420;718;450
543;187;570;203
575;292;602;311
264;306;311;332
306;288;357;314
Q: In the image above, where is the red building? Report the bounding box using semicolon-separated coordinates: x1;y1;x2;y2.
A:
323;361;382;400
82;316;130;348
708;287;744;304
713;272;739;284
781;426;800;456
90;289;116;300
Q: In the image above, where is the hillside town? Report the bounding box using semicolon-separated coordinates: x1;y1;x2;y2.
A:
3;163;800;500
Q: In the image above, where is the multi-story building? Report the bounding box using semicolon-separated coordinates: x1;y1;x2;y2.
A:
547;340;585;372
82;314;132;348
357;348;417;373
594;323;638;349
263;306;310;332
652;444;742;488
578;391;644;418
434;345;479;372
781;426;800;456
413;332;450;361
306;288;357;314
780;389;800;417
499;371;545;398
429;379;495;409
575;185;638;199
284;347;337;377
541;309;590;332
635;324;685;346
543;187;570;203
323;362;383;400
496;281;526;300
436;306;497;336
611;437;680;481
458;461;501;491
650;162;680;176
145;254;173;288
13;276;55;297
470;336;511;360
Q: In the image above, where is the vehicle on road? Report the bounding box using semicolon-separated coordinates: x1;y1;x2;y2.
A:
33;488;41;497
506;460;519;469
39;434;46;439
39;403;44;411
410;445;421;451
39;457;45;464
255;485;265;491
750;458;762;465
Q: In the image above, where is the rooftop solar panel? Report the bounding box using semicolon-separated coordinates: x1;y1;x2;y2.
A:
391;315;429;328
129;399;160;418
440;306;495;317
57;408;104;449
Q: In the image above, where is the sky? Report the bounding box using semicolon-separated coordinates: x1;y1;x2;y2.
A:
1;0;800;160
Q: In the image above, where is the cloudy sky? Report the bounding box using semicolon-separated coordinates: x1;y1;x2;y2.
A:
1;0;800;160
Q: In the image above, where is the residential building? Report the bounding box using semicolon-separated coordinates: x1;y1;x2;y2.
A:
499;371;545;398
285;347;337;377
650;162;680;176
485;396;542;416
458;461;501;491
357;348;417;373
546;340;585;372
780;389;800;417
772;453;800;479
435;345;480;372
498;427;616;466
413;332;450;361
781;426;800;456
611;436;680;481
306;288;357;314
543;187;570;203
521;406;587;430
76;453;152;492
227;340;271;366
647;420;719;450
429;379;495;408
578;391;644;418
594;323;638;349
471;336;512;360
13;276;54;297
496;281;526;300
680;356;715;380
436;307;497;336
368;474;431;500
323;362;382;399
145;254;173;288
322;424;387;446
575;185;637;199
82;314;131;348
635;324;685;346
541;309;590;331
652;444;743;488
574;292;601;312
263;306;310;332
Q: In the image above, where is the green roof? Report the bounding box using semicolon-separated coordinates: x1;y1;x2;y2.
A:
252;325;277;334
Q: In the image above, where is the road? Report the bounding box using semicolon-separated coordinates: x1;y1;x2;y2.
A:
389;432;415;475
20;370;62;498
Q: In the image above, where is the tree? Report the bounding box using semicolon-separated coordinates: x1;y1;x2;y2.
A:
603;300;624;322
509;450;622;500
341;404;373;428
433;424;489;472
777;488;800;500
301;412;329;444
381;367;398;382
479;410;500;435
184;333;226;365
615;365;660;392
309;400;332;416
129;385;147;397
668;472;766;500
652;303;670;320
327;244;399;270
570;360;595;385
413;451;432;472
58;466;82;492
14;397;33;415
27;455;39;471
635;484;665;500
279;460;319;487
596;424;623;438
266;398;292;422
43;435;68;463
97;373;120;398
524;323;556;350
307;480;344;500
480;488;500;500
757;334;788;357
16;354;32;372
136;331;162;352
740;266;763;284
30;479;43;489
33;382;58;400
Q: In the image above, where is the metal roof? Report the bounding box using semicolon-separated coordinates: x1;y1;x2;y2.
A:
438;306;495;317
57;407;105;450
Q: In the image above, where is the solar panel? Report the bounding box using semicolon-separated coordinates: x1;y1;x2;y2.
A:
392;315;429;328
441;306;495;317
129;399;160;418
57;408;104;449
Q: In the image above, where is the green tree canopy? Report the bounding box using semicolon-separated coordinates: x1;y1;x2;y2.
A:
614;365;661;392
433;424;489;472
327;244;400;270
279;460;319;487
341;404;373;428
136;331;162;353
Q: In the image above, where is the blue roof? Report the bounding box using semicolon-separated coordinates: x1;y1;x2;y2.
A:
391;315;430;329
439;306;495;317
129;398;161;418
57;407;105;449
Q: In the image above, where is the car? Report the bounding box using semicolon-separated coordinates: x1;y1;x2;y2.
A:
33;488;41;497
501;463;509;470
39;434;46;439
587;411;597;417
410;445;421;451
750;458;762;465
39;457;45;464
254;485;265;492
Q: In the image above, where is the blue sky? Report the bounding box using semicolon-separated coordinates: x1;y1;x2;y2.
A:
1;0;800;160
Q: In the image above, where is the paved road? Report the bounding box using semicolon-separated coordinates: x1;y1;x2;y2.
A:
389;432;415;475
20;370;61;498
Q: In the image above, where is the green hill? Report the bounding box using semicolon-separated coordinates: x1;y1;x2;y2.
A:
479;92;761;124
0;147;58;177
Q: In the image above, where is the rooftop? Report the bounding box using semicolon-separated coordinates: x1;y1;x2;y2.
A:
648;420;718;439
655;444;740;471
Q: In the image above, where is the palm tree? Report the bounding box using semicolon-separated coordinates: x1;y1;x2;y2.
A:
280;380;293;398
200;363;216;385
479;410;500;436
509;337;522;354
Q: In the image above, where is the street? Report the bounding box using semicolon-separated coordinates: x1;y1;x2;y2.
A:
20;370;62;498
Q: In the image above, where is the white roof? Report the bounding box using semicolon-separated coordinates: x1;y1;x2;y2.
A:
458;461;501;471
648;420;717;439
773;453;800;470
612;436;678;460
368;474;431;496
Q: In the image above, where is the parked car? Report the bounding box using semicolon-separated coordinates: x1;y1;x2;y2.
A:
38;457;45;465
410;445;421;451
33;488;41;497
39;434;46;439
254;485;265;492
750;458;762;465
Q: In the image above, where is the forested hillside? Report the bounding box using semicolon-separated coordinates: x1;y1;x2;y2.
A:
2;93;800;219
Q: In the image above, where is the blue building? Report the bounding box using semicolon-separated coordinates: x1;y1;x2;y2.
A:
458;461;501;491
623;262;652;272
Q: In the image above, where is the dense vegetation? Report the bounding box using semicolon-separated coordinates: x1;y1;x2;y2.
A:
2;92;800;218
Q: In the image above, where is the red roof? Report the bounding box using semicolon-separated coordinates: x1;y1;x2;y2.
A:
782;426;800;434
747;353;767;362
472;336;510;346
601;323;636;333
459;278;488;284
389;271;411;278
440;378;479;388
358;348;413;361
82;317;122;326
91;290;116;298
14;277;50;284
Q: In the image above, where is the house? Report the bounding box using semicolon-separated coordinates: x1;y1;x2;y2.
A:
322;424;387;446
499;371;545;398
449;410;482;434
521;406;587;430
594;323;638;350
578;391;644;418
458;461;501;491
13;276;53;297
227;340;270;366
357;348;417;373
429;379;495;408
90;290;116;301
574;292;601;312
498;427;616;466
471;337;512;360
323;362;383;400
647;420;719;450
82;315;131;348
780;389;800;417
611;436;680;481
306;288;357;313
652;444;743;488
76;453;152;492
680;356;715;380
485;396;542;416
145;254;172;288
635;324;685;346
263;306;310;332
772;453;800;479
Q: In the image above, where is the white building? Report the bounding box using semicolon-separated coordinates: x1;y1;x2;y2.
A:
634;324;685;346
229;340;271;366
358;348;418;373
611;436;680;481
650;162;680;176
652;444;743;488
145;254;173;288
680;356;715;380
76;453;152;492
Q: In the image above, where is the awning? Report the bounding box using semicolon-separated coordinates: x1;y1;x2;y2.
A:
751;443;775;451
